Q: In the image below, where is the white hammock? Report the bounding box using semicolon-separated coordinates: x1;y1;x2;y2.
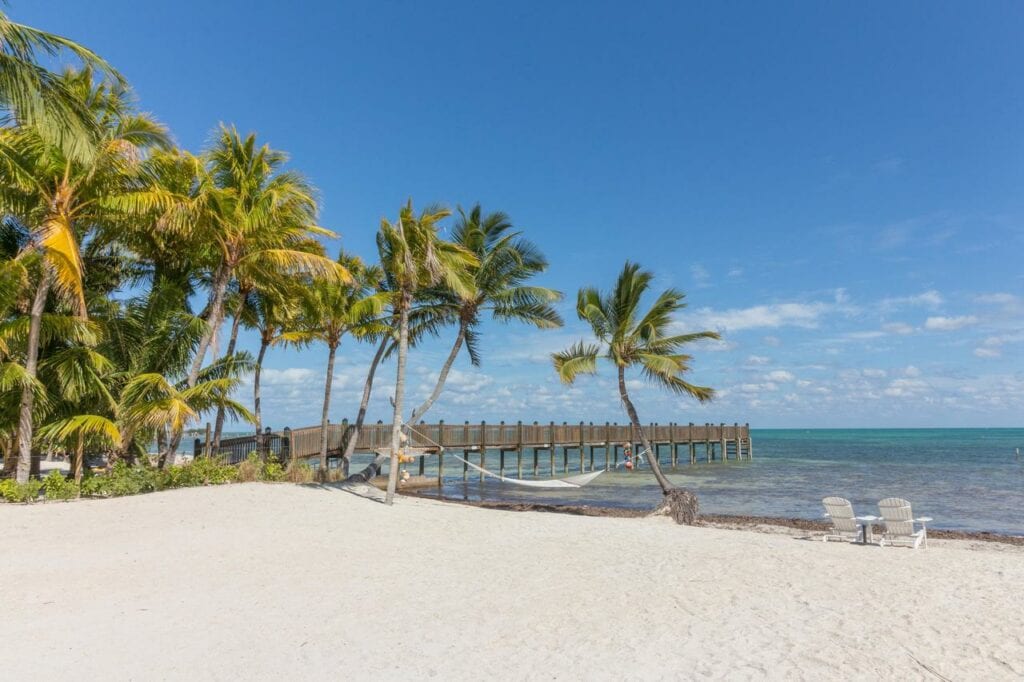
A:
450;452;606;489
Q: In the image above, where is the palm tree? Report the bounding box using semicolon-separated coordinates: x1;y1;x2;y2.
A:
376;201;476;504
248;286;300;455
0;70;169;482
552;262;719;524
407;204;563;425
127;127;351;461
0;11;123;159
118;372;253;469
287;252;387;471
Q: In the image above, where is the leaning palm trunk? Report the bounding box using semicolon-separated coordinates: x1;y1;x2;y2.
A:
318;343;338;473
385;295;411;505
407;322;465;426
15;273;50;483
342;335;388;464
211;298;246;454
253;337;270;457
163;264;232;464
617;366;698;524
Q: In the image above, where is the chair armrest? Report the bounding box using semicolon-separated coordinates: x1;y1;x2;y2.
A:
915;517;933;523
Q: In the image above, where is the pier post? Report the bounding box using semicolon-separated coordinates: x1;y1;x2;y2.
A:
193;438;202;458
613;423;620;467
203;422;212;457
588;422;595;471
670;422;677;467
533;422;539;476
437;420;445;486
598;419;606;466
689;423;695;464
463;421;469;481
733;422;739;460
579;422;586;472
549;421;556;476
747;423;753;459
704;423;711;462
480;421;487;482
720;423;727;463
516;421;524;478
499;421;505;477
562;422;569;473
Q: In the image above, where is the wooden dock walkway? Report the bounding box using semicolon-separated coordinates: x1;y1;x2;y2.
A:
197;421;753;482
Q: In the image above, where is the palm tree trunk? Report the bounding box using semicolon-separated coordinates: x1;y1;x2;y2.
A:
318;342;338;472
385;294;411;505
253;336;270;455
162;264;231;465
15;272;50;483
211;295;246;454
407;322;465;426
617;365;698;524
188;263;232;388
341;335;388;462
73;435;84;487
617;365;670;492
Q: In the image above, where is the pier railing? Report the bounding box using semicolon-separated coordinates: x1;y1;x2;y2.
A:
195;420;752;467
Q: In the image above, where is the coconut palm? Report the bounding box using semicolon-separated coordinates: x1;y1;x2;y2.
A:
376;201;476;504
286;252;387;470
552;261;719;524
0;69;169;482
0;10;123;160
119;372;253;469
125;127;351;461
247;286;301;455
407;204;563;425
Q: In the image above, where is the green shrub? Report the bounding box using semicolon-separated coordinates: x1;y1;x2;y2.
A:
0;478;43;503
188;456;235;485
261;458;285;482
42;470;79;501
80;461;160;497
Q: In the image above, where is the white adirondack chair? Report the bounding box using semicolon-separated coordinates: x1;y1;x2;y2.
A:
822;497;864;543
877;498;931;549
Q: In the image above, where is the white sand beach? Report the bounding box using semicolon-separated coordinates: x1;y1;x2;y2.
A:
2;483;1022;680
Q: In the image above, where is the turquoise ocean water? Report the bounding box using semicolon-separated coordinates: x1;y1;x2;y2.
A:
398;429;1024;536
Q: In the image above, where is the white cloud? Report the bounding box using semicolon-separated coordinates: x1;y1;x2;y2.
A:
903;365;922;378
762;335;781;347
862;369;887;378
746;355;771;366
973;347;1001;359
766;370;795;383
727;267;744;278
975;293;1018;305
686;302;828;332
924;315;978;331
880;290;944;311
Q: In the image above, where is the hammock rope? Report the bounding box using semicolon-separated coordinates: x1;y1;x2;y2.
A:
397;422;648;489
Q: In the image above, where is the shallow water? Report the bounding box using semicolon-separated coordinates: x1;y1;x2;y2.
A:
367;428;1024;535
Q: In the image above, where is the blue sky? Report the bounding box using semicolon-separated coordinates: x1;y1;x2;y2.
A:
21;1;1024;427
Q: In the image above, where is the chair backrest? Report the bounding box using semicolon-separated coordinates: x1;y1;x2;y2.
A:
878;497;915;536
823;496;858;533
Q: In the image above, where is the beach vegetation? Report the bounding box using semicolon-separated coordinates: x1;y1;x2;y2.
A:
0;9;715;517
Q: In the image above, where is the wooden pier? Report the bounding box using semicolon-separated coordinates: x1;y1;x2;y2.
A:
198;421;753;482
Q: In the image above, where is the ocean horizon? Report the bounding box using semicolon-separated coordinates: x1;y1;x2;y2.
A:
396;427;1024;535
